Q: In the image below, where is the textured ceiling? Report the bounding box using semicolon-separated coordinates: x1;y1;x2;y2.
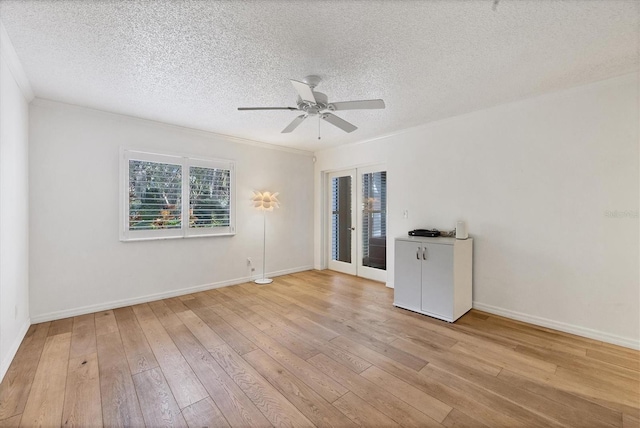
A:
1;0;638;152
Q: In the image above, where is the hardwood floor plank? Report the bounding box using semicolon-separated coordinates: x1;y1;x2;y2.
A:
174;309;226;351
243;349;358;428
624;413;640;428
451;341;557;378
261;325;320;360
0;413;22;427
164;297;191;314
515;343;640;382
20;332;71;427
586;348;640;372
417;348;618;428
420;364;566;428
96;331;145;427
290;316;340;341
243;286;309;320
181;397;230;428
149;299;183;329
0;323;50;420
269;324;371;374
132;303;208;409
211;304;349;402
332;391;401;428
69;314;97;358
217;299;276;331
497;369;624;427
360;365;452;423
61;353;102;427
389;336;502;376
384;315;517;353
113;306;159;375
183;301;257;355
94;310;119;336
209;344;314;427
248;304;297;329
304;312;427;371
272;286;392;339
48;317;74;337
165;323;272;428
378;314;458;350
132;367;188;427
71;314;95;335
553;366;639;407
334;335;525;427
442;409;489;428
308;353;442;428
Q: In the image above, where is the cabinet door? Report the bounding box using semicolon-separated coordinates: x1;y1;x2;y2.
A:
421;243;454;319
393;240;422;311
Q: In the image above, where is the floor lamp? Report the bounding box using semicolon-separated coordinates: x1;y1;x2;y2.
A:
252;191;279;284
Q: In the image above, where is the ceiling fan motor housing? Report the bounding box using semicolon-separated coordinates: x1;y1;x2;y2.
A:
298;91;329;115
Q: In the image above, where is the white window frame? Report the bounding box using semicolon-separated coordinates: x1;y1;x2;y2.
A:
120;148;236;241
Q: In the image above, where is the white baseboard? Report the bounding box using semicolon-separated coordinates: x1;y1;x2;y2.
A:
473;302;640;350
0;318;31;383
31;265;313;324
385;282;394;289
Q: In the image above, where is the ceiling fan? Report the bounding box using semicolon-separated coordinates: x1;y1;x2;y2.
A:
238;75;385;135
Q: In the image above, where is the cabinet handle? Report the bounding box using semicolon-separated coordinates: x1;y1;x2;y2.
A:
416;248;420;260
423;247;427;260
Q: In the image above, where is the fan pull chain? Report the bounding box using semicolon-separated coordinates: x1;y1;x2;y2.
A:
318;116;321;140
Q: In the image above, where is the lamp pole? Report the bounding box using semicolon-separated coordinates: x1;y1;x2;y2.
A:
255;208;273;284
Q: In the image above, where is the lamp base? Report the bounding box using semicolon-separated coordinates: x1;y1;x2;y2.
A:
254;278;273;285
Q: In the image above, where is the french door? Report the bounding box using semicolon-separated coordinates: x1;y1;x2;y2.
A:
327;166;387;282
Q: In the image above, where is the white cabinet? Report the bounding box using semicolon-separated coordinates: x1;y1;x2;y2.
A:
394;236;472;322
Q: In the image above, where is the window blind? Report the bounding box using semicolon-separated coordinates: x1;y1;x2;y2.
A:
128;160;182;230
189;166;231;229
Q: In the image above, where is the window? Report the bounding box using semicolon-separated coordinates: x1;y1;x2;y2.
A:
121;150;235;241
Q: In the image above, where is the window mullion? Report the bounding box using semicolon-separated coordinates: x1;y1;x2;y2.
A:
182;158;189;236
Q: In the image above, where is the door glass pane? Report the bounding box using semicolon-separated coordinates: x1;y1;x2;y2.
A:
362;171;386;270
331;176;352;263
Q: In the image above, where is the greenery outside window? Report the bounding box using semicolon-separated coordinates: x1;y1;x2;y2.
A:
121;149;235;241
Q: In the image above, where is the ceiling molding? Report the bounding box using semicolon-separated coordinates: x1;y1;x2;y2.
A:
31;98;314;156
0;20;34;102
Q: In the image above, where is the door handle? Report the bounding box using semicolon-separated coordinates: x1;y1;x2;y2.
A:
416;248;420;260
350;227;355;230
423;248;427;260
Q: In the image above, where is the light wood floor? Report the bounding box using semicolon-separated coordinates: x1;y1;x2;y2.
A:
0;271;638;427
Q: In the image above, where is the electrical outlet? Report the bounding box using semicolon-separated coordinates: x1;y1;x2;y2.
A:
403;210;409;219
247;257;252;266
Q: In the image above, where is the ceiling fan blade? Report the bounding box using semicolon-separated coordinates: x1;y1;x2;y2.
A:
238;107;299;111
290;79;316;103
281;115;307;133
321;113;357;133
328;99;386;111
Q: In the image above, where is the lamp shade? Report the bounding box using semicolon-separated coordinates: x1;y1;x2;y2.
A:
252;191;280;211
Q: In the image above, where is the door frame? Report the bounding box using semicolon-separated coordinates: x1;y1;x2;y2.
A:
323;163;388;283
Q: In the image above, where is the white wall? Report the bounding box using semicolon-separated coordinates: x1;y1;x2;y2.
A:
29;100;314;322
0;26;32;381
314;73;640;348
